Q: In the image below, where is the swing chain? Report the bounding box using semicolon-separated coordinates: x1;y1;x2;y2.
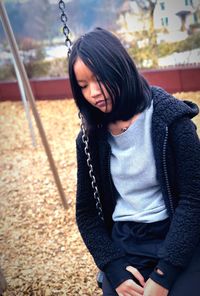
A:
59;1;103;219
58;0;72;56
79;113;104;221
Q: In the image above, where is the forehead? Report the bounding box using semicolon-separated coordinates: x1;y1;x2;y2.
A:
74;57;93;81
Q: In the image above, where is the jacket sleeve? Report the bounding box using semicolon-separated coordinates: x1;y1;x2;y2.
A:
150;117;200;289
75;134;134;289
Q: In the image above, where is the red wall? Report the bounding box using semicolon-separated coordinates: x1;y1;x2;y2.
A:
0;66;200;101
142;66;200;93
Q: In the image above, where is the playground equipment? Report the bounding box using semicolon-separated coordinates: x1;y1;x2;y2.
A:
0;1;68;210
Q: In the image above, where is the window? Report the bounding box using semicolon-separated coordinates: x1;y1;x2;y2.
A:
185;0;193;6
161;17;168;26
193;12;198;23
160;2;165;10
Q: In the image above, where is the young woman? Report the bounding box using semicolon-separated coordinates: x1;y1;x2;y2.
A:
68;28;200;296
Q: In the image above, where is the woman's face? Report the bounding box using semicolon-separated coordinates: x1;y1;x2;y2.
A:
74;57;112;113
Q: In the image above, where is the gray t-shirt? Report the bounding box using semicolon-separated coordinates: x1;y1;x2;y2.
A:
108;101;168;223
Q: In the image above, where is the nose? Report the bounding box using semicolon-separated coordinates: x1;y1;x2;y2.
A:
90;81;102;99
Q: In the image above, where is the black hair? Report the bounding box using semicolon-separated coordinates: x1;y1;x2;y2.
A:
68;27;151;129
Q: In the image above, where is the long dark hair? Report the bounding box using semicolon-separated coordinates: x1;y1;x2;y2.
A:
68;27;151;129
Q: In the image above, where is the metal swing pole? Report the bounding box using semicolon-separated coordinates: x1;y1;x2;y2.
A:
0;0;68;209
12;57;37;147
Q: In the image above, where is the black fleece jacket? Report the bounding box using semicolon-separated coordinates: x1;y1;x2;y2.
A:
75;86;200;290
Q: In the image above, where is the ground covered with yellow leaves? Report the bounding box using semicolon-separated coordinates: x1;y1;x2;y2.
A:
0;92;199;295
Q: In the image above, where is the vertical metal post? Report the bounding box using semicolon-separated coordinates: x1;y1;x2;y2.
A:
12;57;37;147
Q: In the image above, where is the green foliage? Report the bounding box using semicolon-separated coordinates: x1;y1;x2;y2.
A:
0;63;16;81
24;60;51;78
128;36;159;68
0;57;68;81
157;32;200;58
1;30;199;78
17;38;46;63
24;58;68;79
35;48;46;61
47;58;68;78
128;32;200;69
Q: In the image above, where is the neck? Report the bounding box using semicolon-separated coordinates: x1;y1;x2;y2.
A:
108;113;140;135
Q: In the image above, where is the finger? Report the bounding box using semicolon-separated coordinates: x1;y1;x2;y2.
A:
130;280;144;295
123;292;143;296
116;279;144;295
125;279;144;295
118;293;140;296
126;266;145;287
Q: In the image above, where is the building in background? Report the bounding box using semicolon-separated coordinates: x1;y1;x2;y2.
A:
117;0;200;44
155;0;200;43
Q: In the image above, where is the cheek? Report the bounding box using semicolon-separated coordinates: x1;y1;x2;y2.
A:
81;88;91;103
81;88;88;98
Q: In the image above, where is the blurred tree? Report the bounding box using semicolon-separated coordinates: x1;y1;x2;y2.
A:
133;0;157;46
1;0;60;42
20;0;54;42
0;0;123;42
67;0;121;36
126;0;158;67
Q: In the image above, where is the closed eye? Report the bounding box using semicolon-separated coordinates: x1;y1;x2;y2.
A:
79;84;87;89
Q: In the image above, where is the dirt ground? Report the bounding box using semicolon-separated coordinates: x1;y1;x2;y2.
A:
0;92;199;295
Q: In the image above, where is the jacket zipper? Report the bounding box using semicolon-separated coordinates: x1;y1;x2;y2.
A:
163;126;175;216
107;145;114;202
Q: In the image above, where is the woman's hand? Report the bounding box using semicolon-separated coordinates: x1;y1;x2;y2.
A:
144;278;169;296
116;266;145;296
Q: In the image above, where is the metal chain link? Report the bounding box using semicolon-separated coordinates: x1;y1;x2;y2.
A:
58;1;103;220
79;113;104;221
58;0;72;57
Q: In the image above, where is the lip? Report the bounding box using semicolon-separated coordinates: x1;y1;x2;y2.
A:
95;99;106;107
